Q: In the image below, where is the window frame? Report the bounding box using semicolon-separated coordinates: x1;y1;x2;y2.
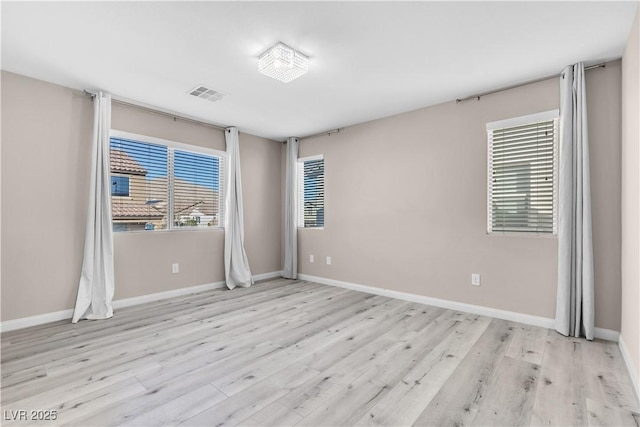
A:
486;110;559;237
297;154;325;229
110;129;226;233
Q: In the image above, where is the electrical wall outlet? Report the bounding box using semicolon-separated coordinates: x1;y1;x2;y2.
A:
471;273;480;286
172;263;179;274
326;256;332;265
310;254;314;263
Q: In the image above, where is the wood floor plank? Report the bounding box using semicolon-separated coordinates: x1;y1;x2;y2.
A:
586;397;640;427
0;365;47;388
355;314;492;426
580;339;640;412
275;373;344;418
67;363;228;426
273;305;445;420
118;384;227;427
139;338;282;389
43;340;155;377
1;279;299;362
141;296;384;392
302;303;445;374
267;292;386;348
211;298;410;396
276;328;415;421
412;319;517;426
2;378;147;426
146;284;347;363
179;381;285;427
2;355;160;415
137;340;283;391
296;365;392;426
237;401;303;426
530;331;588;426
186;282;331;322
317;309;460;389
0;279;295;347
178;363;317;426
470;355;540;426
1;316;186;373
2;349;155;404
505;322;548;365
1;278;636;427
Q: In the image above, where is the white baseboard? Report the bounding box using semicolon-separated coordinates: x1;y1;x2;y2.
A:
0;271;283;333
619;334;640;407
253;270;283;282
0;308;75;333
1;270;620;345
298;273;619;342
111;280;226;310
594;327;620;342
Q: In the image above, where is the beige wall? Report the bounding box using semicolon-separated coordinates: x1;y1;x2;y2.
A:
1;71;282;321
588;61;623;331
240;133;283;277
621;9;640;395
109;103;227;299
1;72;93;321
298;61;623;331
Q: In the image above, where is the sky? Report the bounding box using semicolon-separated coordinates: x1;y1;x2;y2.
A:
110;137;220;190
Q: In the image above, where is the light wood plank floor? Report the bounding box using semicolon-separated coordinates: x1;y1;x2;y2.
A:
1;278;639;426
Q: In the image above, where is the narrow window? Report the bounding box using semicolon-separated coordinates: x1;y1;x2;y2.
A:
487;110;558;234
297;155;325;228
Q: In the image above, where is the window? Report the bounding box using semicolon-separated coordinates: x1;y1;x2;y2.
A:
297;155;324;228
109;131;225;232
111;175;129;197
487;110;558;234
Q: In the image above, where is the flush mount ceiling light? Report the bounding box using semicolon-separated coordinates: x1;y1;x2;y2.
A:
258;42;309;83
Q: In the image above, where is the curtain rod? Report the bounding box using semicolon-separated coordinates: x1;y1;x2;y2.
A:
300;128;341;140
455;62;606;104
282;127;341;143
83;89;228;131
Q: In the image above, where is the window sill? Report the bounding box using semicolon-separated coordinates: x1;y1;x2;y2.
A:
486;231;557;238
114;227;224;235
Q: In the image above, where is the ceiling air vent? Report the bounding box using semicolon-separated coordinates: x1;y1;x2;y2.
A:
188;85;226;102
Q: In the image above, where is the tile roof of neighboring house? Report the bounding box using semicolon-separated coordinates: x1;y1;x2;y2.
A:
111;149;147;176
112;200;164;220
110;173;219;221
148;177;220;216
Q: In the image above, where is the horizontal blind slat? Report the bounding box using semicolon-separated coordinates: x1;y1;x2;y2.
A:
299;158;325;228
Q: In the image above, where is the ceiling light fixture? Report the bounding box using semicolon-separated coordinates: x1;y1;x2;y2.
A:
258;42;309;83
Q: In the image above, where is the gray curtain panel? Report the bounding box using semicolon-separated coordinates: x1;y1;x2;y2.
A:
555;63;595;340
224;127;253;290
283;137;299;279
72;92;115;323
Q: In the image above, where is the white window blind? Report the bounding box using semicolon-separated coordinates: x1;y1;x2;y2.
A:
110;133;225;232
487;110;558;234
297;155;325;228
172;149;224;228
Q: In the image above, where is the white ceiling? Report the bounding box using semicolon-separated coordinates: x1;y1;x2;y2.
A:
2;1;638;141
